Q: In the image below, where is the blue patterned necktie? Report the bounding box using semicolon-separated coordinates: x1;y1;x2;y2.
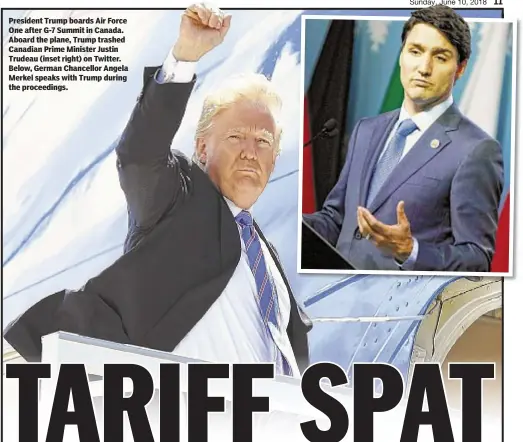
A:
235;210;292;376
366;118;418;205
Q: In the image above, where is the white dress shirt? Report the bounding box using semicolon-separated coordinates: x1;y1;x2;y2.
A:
380;95;454;269
155;48;196;83
155;49;300;376
381;95;454;161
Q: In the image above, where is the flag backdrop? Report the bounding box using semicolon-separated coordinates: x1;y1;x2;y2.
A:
306;20;354;206
303;19;513;272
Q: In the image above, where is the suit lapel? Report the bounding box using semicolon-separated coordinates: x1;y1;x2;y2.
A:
192;161;242;263
359;111;400;206
254;222;312;330
220;200;241;263
368;104;462;213
255;221;290;291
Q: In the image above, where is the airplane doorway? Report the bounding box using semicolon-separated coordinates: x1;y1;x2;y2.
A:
441;309;502;418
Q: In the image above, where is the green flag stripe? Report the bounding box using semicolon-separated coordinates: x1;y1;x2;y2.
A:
380;55;404;113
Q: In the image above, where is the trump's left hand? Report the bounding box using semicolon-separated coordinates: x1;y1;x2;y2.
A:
357;201;414;263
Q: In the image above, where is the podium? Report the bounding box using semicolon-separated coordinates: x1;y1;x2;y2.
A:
301;220;354;270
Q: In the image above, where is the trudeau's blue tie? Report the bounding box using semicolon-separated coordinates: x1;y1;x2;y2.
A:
366;118;418;205
235;210;292;376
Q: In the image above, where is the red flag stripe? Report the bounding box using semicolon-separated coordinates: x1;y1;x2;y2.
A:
302;96;315;213
491;194;510;272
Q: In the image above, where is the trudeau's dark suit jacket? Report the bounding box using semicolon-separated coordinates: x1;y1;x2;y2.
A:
4;67;312;371
304;105;504;271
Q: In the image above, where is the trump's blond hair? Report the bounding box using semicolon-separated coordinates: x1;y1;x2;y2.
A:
194;73;283;157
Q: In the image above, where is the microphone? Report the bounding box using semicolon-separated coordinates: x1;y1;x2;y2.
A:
322;118;337;132
304;118;339;147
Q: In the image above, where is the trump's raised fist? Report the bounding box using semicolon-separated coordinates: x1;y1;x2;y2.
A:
173;3;232;62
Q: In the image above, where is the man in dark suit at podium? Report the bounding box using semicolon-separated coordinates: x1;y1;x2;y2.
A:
304;6;503;272
5;4;311;375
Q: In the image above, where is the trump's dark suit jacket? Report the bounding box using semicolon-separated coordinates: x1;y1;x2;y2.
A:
4;67;311;371
304;105;504;271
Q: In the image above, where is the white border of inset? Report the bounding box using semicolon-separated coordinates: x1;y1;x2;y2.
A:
297;14;517;277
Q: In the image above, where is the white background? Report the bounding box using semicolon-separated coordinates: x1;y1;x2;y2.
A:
1;0;520;441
